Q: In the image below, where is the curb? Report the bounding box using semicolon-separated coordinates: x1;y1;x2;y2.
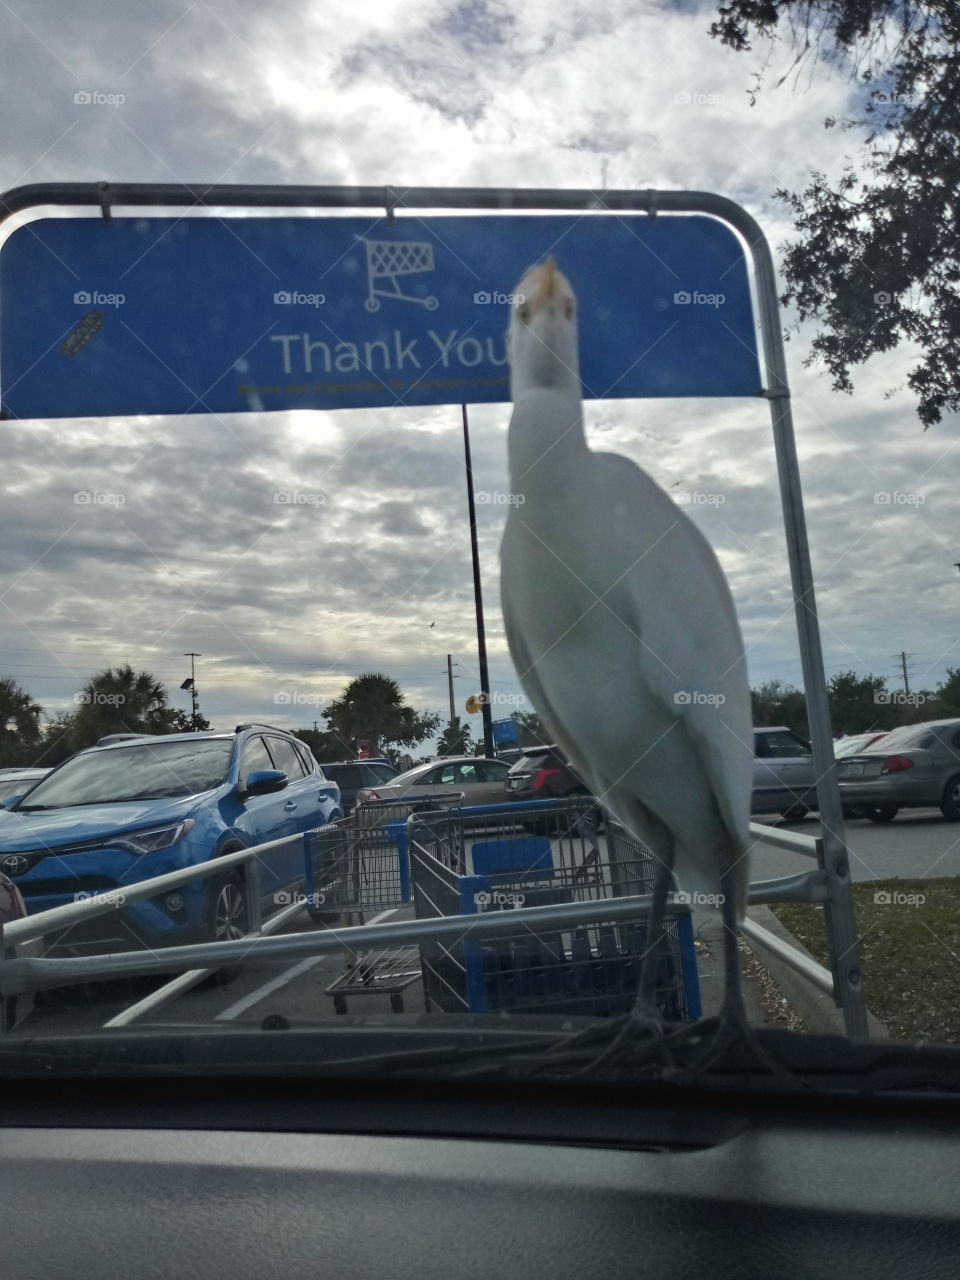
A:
744;904;889;1039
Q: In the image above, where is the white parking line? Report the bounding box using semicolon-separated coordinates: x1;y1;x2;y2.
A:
213;907;400;1021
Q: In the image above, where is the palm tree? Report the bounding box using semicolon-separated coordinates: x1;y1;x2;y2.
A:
73;665;174;747
0;676;43;765
437;717;472;756
325;673;441;757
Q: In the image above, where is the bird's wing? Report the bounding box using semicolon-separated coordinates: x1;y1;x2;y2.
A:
499;541;568;749
592;450;754;851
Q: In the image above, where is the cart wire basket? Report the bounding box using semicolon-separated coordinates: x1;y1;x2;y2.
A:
407;797;701;1021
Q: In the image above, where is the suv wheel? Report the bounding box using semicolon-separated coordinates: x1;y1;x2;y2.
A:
863;804;899;823
941;775;960;822
203;866;249;985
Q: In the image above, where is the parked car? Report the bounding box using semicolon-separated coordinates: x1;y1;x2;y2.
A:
320;759;398;815
356;755;513;808
0;767;51;805
752;726;818;821
835;732;888;758
837;718;960;823
0;870;41;1031
0;724;342;955
504;745;589;800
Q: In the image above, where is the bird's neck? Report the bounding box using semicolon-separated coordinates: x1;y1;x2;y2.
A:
507;387;589;500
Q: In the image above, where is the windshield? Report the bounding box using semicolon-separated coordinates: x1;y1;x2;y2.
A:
14;740;235;807
3;0;960;1102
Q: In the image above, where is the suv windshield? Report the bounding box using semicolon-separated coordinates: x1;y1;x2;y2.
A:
14;739;235;808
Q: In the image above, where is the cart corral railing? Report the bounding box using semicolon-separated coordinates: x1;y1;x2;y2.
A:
0;802;865;1037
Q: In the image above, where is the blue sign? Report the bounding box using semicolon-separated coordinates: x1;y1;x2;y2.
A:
0;215;761;420
493;718;520;745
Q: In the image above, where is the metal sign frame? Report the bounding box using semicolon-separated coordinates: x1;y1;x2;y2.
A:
0;181;867;1036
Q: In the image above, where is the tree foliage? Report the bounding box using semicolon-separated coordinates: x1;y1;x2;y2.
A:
437;716;473;756
72;665;177;749
0;676;44;766
324;673;441;757
711;1;960;426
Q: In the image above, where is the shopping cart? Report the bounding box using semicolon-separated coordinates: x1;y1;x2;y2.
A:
305;795;464;1014
407;797;701;1021
360;238;439;312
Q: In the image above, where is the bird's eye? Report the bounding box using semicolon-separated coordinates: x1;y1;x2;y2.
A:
517;303;530;323
564;300;574;320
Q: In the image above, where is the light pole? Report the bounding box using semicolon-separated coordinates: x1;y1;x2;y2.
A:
181;652;201;728
461;404;494;757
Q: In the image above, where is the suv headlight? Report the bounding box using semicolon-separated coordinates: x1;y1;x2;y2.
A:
112;820;195;856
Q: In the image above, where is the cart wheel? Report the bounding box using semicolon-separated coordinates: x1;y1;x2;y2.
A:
364;297;380;312
424;296;439;310
390;993;404;1013
333;994;347;1015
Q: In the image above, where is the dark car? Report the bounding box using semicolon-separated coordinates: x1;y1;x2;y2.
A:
505;745;589;800
320;760;399;815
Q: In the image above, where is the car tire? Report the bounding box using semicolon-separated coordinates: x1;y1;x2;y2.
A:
308;907;343;926
940;775;960;821
204;867;249;984
782;805;808;823
863;804;899;823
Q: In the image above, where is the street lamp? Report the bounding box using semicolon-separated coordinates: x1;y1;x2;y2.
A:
181;652;201;728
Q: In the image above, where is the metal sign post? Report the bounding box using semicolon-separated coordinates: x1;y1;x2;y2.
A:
0;182;867;1036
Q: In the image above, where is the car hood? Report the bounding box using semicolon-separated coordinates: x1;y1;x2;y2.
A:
0;795;205;851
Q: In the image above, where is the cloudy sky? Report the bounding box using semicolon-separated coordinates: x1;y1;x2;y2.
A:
0;0;955;751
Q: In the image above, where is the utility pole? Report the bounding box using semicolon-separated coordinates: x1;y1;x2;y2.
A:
899;650;911;696
182;652;201;727
461;404;494;757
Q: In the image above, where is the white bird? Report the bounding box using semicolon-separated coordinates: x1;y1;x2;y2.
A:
500;258;759;1073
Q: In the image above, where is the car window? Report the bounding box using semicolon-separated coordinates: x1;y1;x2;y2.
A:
363;764;396;784
476;760;510;781
13;739;236;807
266;737;306;780
326;764;363;790
415;766;442;786
239;735;273;782
454;762;479;783
755;731;811;759
294;742;315;774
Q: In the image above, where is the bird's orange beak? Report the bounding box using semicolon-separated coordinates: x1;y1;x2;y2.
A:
527;257;558;314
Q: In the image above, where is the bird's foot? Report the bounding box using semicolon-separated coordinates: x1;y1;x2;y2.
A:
669;1000;805;1089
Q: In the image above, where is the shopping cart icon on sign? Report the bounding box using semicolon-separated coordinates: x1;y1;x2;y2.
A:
360;238;439;312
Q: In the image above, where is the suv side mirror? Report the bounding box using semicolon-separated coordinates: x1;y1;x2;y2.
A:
240;769;288;797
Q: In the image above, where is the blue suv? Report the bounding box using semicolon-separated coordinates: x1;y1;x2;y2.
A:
0;725;342;955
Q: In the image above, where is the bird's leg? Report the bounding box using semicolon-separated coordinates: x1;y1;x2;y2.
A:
672;859;801;1087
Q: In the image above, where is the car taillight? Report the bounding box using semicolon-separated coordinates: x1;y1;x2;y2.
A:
881;756;914;774
532;768;561;790
367;790;381;800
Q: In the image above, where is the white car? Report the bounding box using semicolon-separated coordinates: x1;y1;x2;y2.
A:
356;755;513;810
